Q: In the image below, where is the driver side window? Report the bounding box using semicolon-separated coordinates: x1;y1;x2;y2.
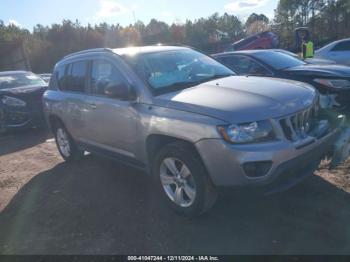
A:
90;60;126;96
222;56;269;76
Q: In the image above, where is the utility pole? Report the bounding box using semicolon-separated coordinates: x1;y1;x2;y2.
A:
133;11;137;24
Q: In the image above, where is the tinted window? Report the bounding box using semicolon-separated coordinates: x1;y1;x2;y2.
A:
123;49;234;95
331;41;350;52
218;55;270;76
0;72;46;90
253;51;306;70
56;65;66;89
90;60;126;96
61;61;87;92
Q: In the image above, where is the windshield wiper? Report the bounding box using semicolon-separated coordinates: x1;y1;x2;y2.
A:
203;73;234;82
154;74;235;95
161;81;199;90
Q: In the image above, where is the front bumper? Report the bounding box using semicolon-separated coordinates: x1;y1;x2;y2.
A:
0;104;45;130
195;128;339;187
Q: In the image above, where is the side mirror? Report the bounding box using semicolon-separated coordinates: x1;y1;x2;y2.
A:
104;83;136;100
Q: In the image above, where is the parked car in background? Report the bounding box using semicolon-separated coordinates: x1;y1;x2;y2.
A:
225;31;279;51
44;46;341;216
0;71;47;132
314;38;350;66
213;50;350;112
39;73;52;83
271;49;336;65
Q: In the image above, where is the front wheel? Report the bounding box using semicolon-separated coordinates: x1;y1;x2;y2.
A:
54;123;83;161
153;142;217;216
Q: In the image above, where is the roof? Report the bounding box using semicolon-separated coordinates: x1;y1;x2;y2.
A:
213;49;276;57
329;38;350;45
112;45;188;56
62;45;189;60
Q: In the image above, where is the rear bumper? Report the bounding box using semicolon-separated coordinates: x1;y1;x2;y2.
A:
195;128;339;187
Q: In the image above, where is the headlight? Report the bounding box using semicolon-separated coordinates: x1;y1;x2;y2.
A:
217;120;275;144
314;79;350;89
1;96;27;107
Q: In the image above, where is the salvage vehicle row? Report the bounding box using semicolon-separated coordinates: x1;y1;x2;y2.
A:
42;46;345;216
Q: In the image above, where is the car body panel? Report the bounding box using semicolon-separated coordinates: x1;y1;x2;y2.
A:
44;46;339;188
0;72;47;129
226;31;279;51
213;50;350;112
315;38;350;66
154;76;316;123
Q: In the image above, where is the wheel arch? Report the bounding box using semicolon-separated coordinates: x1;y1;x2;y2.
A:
145;134;205;170
48;114;65;131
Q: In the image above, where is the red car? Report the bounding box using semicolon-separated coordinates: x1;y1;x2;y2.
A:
226;31;279;51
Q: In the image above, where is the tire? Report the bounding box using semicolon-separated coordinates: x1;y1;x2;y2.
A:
54;122;83;162
152;142;218;216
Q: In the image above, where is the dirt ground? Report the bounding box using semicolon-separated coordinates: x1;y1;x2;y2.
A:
0;129;350;254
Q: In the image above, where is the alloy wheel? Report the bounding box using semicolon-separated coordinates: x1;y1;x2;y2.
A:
160;157;197;207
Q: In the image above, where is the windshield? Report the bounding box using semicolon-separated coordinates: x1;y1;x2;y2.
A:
0;72;46;90
254;51;306;70
123;49;234;94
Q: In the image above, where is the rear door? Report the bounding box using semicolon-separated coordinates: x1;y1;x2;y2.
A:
81;58;139;159
57;60;90;140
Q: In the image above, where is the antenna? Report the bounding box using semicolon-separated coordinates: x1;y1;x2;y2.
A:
132;11;137;24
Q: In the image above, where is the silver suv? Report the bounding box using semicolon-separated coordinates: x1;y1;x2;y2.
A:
43;46;340;216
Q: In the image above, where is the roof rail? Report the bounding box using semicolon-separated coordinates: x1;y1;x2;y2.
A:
150;43;207;53
63;48;113;59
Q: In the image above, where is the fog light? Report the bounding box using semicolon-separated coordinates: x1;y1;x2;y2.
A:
242;161;272;178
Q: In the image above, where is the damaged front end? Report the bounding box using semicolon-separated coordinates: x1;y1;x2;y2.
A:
319;94;350;168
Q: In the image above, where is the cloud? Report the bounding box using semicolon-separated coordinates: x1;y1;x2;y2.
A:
224;0;268;12
6;19;21;27
96;0;128;18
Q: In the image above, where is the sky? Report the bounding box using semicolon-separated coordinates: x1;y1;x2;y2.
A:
1;0;278;30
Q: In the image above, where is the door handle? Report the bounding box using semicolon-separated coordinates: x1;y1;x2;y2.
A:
88;103;97;109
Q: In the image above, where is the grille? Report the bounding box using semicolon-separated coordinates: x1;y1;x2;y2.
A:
280;103;319;142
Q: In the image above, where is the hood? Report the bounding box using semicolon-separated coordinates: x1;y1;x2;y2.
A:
153;76;316;123
0;84;47;95
283;64;350;78
0;84;47;104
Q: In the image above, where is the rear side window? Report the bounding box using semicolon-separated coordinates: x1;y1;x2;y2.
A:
218;55;270;76
56;65;66;89
59;61;88;92
331;41;350;52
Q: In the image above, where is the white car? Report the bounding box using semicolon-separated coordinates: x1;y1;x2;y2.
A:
314;38;350;66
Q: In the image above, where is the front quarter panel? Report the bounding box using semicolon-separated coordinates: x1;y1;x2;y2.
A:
135;103;226;162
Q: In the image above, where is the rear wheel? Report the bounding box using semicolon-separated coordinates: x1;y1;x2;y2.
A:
54;122;83;161
153;142;217;216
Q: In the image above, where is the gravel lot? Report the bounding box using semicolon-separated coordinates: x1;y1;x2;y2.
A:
0;129;350;254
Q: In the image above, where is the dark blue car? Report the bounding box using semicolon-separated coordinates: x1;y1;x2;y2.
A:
0;71;47;132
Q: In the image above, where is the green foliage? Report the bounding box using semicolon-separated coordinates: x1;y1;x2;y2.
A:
1;1;350;73
0;14;244;73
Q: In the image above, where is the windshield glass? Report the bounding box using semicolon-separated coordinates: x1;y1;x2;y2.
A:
123;49;234;94
254;51;306;70
0;72;46;90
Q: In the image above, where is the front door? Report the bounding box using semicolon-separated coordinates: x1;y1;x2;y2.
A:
81;58;138;159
